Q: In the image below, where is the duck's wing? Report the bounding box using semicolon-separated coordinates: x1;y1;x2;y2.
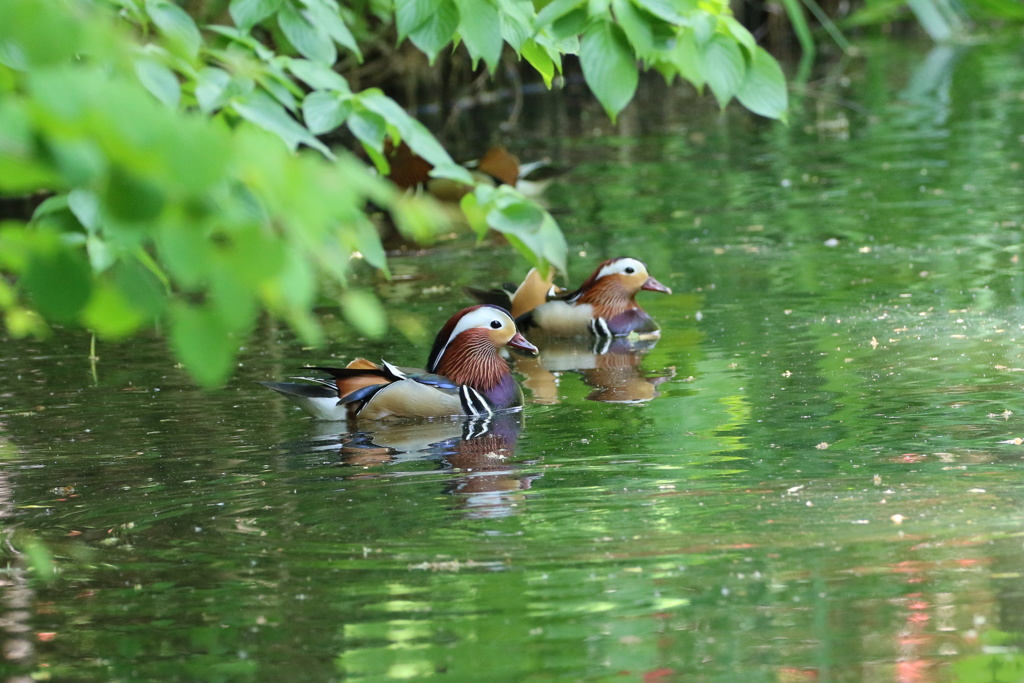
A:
311;361;465;420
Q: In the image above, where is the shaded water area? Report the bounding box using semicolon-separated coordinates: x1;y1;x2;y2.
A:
2;36;1024;682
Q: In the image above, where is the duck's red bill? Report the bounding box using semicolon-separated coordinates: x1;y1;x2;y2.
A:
508;332;538;355
642;276;672;294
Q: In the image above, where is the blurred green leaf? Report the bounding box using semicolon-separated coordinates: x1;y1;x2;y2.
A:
579;19;638;121
278;2;336;64
396;0;458;60
304;0;362;60
145;0;202;58
669;29;703;89
498;0;531;50
232;91;333;156
21;536;56;583
634;0;688;23
701;33;744;108
156;222;208;289
390;194;452;243
535;0;584;27
736;45;788;121
230;0;283;31
347;108;387;151
23;235;92;323
113;258;167;318
170;302;237;387
302;91;351;134
135;57;181;108
102;165;166;223
454;0;502;71
285;58;352;91
341;289;387;338
195;67;232;113
522;38;556;87
612;0;654;60
550;8;589;40
82;280;146;338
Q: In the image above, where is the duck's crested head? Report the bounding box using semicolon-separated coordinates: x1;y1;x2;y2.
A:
584;257;672;296
428;305;537;373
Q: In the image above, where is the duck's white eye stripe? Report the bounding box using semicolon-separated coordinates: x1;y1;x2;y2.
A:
434;307;514;368
446;308;513;345
597;257;646;280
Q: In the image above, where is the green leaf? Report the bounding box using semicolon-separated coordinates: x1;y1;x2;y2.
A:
170;302;238;387
278;2;336;64
285;58;352;91
489;196;545;235
522;39;556;87
81;281;145;339
114;257;167;317
210;267;258;333
347;220;390;276
395;0;458;60
102;165;166;223
634;0;690;23
390;194;451;243
341;289;387;338
232;91;333;156
156;223;208;289
535;0;585;27
454;0;502;71
195;67;232;113
396;0;433;41
20;536;55;583
550;8;589;40
690;10;716;45
145;0;202;58
0;100;59;192
303;0;362;60
357;91;470;182
670;29;703;89
719;15;756;52
612;0;655;60
346;108;387;151
579;19;638;122
23;236;92;323
483;189;567;275
302;91;351;134
229;0;283;31
135;57;181;108
68;190;101;233
497;0;532;50
700;33;744;108
736;45;788;121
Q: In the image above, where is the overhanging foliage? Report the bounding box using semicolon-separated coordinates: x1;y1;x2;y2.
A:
0;0;787;386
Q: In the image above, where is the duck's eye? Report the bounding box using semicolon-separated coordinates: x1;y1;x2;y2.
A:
624;266;635;274
490;320;503;329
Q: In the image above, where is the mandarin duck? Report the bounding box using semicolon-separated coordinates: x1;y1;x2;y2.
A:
262;305;537;421
470;257;671;339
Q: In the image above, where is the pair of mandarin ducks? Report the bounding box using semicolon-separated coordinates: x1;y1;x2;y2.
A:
262;257;671;421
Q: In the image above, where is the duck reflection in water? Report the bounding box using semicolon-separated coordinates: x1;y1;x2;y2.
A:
336;411;538;518
511;336;675;404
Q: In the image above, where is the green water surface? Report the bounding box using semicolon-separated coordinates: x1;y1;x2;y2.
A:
2;37;1024;682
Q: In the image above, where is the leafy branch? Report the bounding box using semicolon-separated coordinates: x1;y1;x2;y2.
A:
0;0;788;386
